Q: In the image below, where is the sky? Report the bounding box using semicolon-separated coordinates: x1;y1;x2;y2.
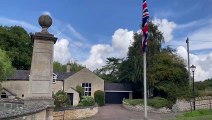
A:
0;0;212;81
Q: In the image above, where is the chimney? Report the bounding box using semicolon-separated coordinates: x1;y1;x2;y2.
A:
66;61;71;72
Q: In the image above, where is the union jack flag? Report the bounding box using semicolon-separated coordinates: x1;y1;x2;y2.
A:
142;0;149;52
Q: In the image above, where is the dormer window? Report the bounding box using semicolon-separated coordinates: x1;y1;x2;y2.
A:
1;92;7;98
53;73;57;84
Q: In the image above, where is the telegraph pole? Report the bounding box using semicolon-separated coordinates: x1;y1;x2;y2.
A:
186;38;191;86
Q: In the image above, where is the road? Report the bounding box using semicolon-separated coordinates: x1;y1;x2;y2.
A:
83;104;176;120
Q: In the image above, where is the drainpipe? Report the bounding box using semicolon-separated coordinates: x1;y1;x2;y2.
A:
63;80;64;92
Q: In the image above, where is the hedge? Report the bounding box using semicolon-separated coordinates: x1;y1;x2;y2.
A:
123;97;169;108
78;96;95;107
94;90;105;106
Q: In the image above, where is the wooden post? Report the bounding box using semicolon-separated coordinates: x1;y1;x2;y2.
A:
63;110;65;120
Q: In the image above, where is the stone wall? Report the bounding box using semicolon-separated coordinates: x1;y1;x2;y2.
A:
52;81;63;94
54;106;98;120
64;68;104;97
0;101;50;120
2;80;64;99
122;101;171;113
8;109;46;120
172;96;212;112
1;81;29;99
65;88;80;106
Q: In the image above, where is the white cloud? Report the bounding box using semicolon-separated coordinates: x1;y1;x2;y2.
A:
67;24;86;41
83;44;113;69
153;18;177;42
188;25;212;51
54;38;71;64
42;11;51;16
167;18;212;51
176;19;204;29
0;17;39;32
83;29;134;70
112;29;134;57
176;46;212;81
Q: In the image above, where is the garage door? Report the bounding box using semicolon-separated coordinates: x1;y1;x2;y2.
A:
105;92;129;104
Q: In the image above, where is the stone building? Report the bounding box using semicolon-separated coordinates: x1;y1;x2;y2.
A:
1;67;104;106
1;67;133;106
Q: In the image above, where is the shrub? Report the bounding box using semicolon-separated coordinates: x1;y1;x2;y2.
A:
53;90;70;108
76;85;84;100
78;96;95;107
124;99;144;106
94;90;105;106
123;97;169;108
148;97;169;108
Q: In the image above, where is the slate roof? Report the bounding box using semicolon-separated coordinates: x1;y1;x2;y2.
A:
54;71;76;80
104;82;132;92
7;70;30;80
1;87;17;96
7;70;76;81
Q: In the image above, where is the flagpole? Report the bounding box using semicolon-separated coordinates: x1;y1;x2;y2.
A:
144;52;147;120
142;0;149;119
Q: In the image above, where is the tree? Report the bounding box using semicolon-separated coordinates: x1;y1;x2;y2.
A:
0;49;14;81
53;90;70;108
69;62;85;72
0;26;33;70
53;61;84;72
94;57;122;82
150;47;189;102
118;22;164;98
118;22;189;101
76;85;84;101
53;61;66;72
195;78;212;96
196;78;212;91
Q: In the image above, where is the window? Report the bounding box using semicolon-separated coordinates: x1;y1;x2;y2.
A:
82;83;91;96
1;92;7;98
52;73;57;84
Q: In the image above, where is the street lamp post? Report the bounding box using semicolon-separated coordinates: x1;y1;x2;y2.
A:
190;65;196;110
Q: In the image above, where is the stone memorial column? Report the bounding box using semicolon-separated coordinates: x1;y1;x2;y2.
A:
25;14;57;120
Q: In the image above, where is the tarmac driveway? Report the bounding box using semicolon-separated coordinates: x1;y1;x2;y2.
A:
84;104;176;120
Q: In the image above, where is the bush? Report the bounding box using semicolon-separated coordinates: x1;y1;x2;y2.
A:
53;90;70;108
123;97;169;108
198;90;212;97
148;97;169;108
124;99;144;106
78;96;95;107
94;90;105;106
76;85;84;100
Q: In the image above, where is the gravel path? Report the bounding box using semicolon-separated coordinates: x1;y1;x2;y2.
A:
83;104;176;120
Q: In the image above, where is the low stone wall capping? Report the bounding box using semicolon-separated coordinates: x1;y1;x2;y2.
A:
122;101;172;113
0;99;24;104
54;106;98;120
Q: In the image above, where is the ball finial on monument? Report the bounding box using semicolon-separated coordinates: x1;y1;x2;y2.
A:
38;14;52;33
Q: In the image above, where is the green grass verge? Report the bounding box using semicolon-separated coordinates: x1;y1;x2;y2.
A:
176;109;212;120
